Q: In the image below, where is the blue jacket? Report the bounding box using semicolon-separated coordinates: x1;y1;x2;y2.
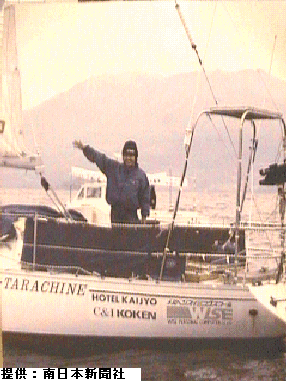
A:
83;146;150;218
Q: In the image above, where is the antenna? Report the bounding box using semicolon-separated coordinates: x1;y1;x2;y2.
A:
269;35;277;76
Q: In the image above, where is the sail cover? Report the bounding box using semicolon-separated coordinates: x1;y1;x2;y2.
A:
0;5;42;170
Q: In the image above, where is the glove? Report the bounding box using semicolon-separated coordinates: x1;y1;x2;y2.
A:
73;140;84;150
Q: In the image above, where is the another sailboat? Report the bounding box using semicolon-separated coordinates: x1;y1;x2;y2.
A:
0;5;42;171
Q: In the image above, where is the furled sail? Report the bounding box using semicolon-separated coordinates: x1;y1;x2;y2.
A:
0;4;42;170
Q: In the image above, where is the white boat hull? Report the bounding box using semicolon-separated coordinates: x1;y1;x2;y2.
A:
1;269;286;341
249;281;286;330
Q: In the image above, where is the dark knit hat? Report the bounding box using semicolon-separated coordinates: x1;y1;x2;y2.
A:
123;140;138;158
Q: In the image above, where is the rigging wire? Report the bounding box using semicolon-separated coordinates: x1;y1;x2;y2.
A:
248;196;275;253
251;37;279;229
174;1;217;102
249;35;282;248
256;69;280;113
203;1;217;61
269;34;277;77
161;2;283;280
160;1;237;281
174;0;237;157
184;3;235;163
202;2;237;163
275;139;284;164
159;128;195;281
206;114;237;165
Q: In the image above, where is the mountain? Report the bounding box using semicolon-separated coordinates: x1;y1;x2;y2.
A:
3;69;286;190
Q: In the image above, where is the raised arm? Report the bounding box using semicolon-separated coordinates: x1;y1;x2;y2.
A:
73;140;118;175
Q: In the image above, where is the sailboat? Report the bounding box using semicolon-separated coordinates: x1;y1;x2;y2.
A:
1;104;286;348
0;4;286;349
0;4;42;171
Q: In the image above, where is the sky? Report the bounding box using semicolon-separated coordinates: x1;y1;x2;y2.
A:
11;1;286;110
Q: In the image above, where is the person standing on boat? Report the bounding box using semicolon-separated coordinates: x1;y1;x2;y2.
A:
73;139;150;224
